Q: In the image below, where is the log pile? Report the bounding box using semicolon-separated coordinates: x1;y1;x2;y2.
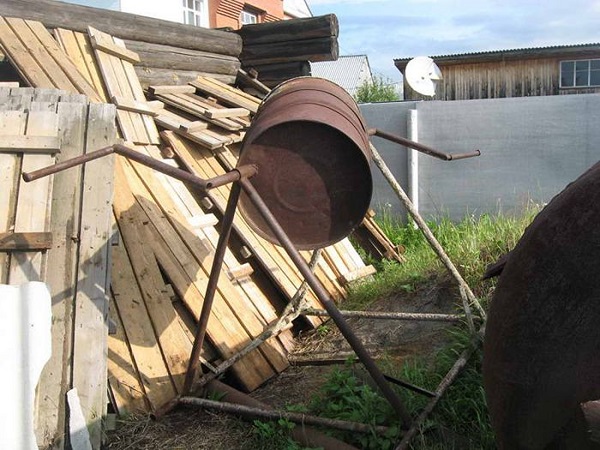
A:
0;0;242;87
237;14;339;88
0;13;383;449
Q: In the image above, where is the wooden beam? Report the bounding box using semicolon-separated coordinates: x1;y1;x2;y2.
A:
0;134;60;153
0;231;52;250
112;95;157;116
90;32;140;64
147;84;196;96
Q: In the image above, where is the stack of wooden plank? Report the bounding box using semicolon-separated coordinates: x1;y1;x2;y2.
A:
237;14;339;88
352;209;406;263
0;85;116;450
0;13;384;449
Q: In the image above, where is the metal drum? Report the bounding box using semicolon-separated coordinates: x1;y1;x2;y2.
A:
237;77;373;250
483;161;600;448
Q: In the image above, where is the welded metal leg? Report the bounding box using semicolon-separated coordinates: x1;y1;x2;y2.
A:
240;178;412;427
183;181;242;394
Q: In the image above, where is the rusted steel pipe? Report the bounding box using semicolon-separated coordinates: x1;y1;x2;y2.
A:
368;128;480;161
22;144;115;181
240;177;412;428
183;180;242;394
22;143;258;193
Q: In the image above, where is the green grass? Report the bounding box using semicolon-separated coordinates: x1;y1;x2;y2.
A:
250;209;540;449
347;208;539;310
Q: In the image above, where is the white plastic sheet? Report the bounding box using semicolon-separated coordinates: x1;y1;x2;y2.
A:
0;282;52;450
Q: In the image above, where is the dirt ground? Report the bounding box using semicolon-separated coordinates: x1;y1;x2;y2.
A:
105;275;461;450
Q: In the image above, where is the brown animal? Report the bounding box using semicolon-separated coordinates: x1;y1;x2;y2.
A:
483;161;600;449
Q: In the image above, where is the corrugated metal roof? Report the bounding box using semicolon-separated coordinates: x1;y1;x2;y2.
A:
310;55;373;96
394;43;600;65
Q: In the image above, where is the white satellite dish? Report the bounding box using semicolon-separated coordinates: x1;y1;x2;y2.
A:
405;56;443;97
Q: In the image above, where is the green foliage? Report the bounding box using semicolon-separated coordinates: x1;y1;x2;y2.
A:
346;207;540;310
250;419;322;450
354;75;401;103
395;328;496;449
308;362;400;450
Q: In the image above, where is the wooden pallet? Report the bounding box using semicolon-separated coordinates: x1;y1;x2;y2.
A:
0;87;116;450
88;26;159;144
0;17;101;101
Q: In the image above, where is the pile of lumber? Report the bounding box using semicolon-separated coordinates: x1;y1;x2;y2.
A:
237;14;339;88
0;85;116;450
0;13;379;449
0;0;242;87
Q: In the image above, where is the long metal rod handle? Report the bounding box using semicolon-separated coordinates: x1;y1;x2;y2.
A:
183;180;242;394
240;178;413;427
22;143;258;193
368;128;481;161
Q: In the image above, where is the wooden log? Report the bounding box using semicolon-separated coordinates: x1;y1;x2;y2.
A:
0;231;52;250
135;67;236;89
240;37;338;66
236;14;338;45
123;40;241;74
243;61;311;81
0;0;242;56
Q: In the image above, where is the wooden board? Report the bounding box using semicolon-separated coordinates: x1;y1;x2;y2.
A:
110;239;178;411
8;100;58;284
155;92;248;130
139;145;292;362
114;157;277;390
162;132;328;327
0;134;60;153
107;298;151;414
0;108;26;283
0;231;52;250
35;99;87;450
0;17;101;101
154;107;242;150
88;26;159;145
71;103;115;449
54;28;109;102
189;76;261;113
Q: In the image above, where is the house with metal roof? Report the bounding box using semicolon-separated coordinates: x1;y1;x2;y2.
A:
311;54;373;97
394;43;600;101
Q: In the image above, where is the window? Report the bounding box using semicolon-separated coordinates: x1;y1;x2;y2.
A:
183;0;207;27
560;59;600;88
240;10;258;25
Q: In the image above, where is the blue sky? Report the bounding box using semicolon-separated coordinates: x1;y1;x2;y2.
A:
307;0;600;82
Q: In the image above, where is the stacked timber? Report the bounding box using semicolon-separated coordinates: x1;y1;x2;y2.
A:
0;85;116;450
0;0;242;87
0;13;388;449
236;14;339;88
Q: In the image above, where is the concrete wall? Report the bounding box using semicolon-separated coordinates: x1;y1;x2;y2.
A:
360;93;600;222
360;101;416;222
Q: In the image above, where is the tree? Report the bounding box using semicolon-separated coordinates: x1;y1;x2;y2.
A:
354;75;401;103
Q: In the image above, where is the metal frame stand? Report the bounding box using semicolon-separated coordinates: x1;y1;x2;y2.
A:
23;143;415;430
23;135;487;448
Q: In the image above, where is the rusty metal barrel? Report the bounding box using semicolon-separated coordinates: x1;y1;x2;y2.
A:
237;77;373;250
